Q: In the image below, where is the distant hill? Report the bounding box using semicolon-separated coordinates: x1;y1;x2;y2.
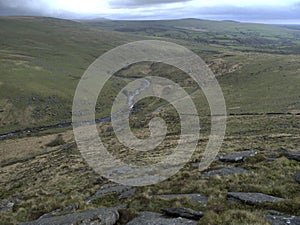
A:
82;18;300;54
277;24;300;31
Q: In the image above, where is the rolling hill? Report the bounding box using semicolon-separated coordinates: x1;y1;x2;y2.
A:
0;17;137;133
1;17;300;135
83;18;300;54
0;17;299;225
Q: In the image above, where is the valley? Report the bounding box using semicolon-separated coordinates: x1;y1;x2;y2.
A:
0;17;299;224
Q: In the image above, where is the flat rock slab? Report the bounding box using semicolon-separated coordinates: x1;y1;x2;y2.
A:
154;193;207;207
295;170;300;184
19;205;126;225
219;151;257;163
228;192;284;205
38;203;81;220
126;211;198;225
265;215;300;225
161;208;204;220
87;183;135;203
286;152;300;162
202;166;252;177
118;188;136;200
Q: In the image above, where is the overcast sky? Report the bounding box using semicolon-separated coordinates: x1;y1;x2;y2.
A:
0;0;300;24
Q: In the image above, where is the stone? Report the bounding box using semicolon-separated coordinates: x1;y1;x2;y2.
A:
38;203;81;220
118;188;136;200
126;211;198;225
265;215;300;225
295;170;300;184
19;205;126;225
228;192;284;205
267;210;285;216
202;166;251;177
161;208;204;220
219;151;257;163
154;193;207;206
93;177;105;185
87;183;133;203
0;198;20;212
286;152;300;162
191;162;201;168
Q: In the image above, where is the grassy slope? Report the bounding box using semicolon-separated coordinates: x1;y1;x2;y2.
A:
0;115;299;224
83;18;300;54
1;17;300;134
0;17;299;225
0;17;136;133
86;18;300;115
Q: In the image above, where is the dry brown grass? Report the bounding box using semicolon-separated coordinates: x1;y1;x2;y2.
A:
0;115;299;224
0;130;74;166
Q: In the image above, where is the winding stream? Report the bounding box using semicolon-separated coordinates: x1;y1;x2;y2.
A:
127;78;151;109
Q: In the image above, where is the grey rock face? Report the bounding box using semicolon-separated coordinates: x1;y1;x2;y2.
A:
126;211;198;225
19;205;126;225
154;193;207;206
38;203;81;220
265;215;300;225
161;208;204;220
219;151;257;163
267;210;285;216
118;188;136;200
295;170;300;184
228;192;284;205
87;183;134;203
202;166;251;177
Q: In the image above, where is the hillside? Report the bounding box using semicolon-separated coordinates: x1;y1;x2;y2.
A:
83;18;300;54
0;16;299;225
0;17;136;134
75;18;300;119
1;17;300;136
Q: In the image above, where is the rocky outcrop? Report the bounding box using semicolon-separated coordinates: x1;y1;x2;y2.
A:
87;183;135;203
126;211;198;225
265;215;300;225
0;198;20;212
219;151;257;163
202;166;252;177
37;203;81;220
118;188;136;200
228;192;284;205
286;152;300;162
161;208;204;220
19;205;126;225
154;193;207;206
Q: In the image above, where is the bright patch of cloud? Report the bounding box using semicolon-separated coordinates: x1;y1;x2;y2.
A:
0;0;300;23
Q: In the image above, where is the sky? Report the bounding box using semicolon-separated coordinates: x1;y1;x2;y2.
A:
0;0;300;24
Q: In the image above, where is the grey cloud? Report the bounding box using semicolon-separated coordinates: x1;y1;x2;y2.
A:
0;0;42;16
193;6;300;20
0;0;299;23
0;0;82;18
109;0;192;8
104;4;300;21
